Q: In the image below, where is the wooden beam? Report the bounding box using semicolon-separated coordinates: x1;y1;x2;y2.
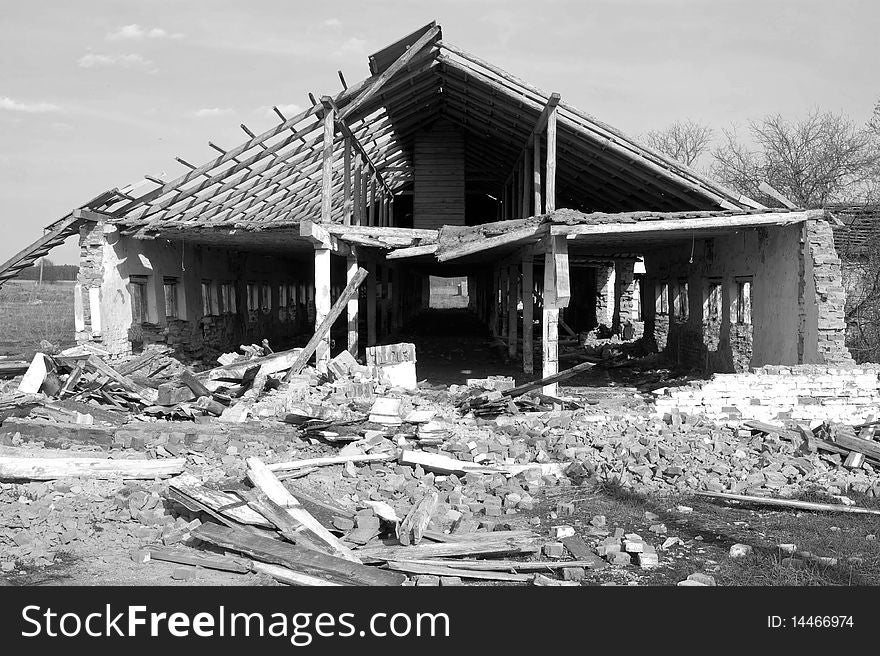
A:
545;103;557;213
323;96;393;197
522;254;534;374
550;210;823;236
386;243;438;260
319;101;335;224
758;181;798;209
436;224;547;262
533;133;542;216
339;24;440;121
343;135;352;225
522;146;532;219
553;235;570;308
504;92;561;191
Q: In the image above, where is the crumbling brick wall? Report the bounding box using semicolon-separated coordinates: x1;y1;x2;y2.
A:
612;259;635;333
654;364;880;424
75;222;104;342
805;220;853;365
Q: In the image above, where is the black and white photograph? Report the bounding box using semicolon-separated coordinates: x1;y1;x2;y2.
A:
0;0;877;648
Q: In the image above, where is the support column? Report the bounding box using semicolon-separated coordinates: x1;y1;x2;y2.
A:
320;104;335;224
346;254;359;356
613;259;635;334
314;247;331;372
391;266;401;333
368;178;376;226
533;133;542;214
421;275;431;310
508;263;518;358
522;149;531;219
522;254;534;374
596;264;615;328
542;251;559;395
545;105;557;213
343;136;352;226
366;257;377;346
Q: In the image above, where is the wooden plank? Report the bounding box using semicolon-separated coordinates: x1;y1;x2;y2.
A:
324;225;438;240
267;453;395;472
390;558;605;571
758;181;798;209
146;545;252;573
343;134;352;225
385;561;532;582
202;347;302;381
357;534;543;563
697;491;880;516
0;417;116;446
386;243;439;260
0;455;184;480
553;235;570;308
503;360;595;399
191;522;405;586
250;561;343;587
246;456;362;563
533;132;542;213
282;267;368;381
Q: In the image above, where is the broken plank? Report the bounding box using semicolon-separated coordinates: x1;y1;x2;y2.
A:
0;455;184;481
0;417;116;447
146;545;252;573
247;456;362;563
167;478;274;528
696;491;880;516
85;354;158;403
250;561;343;587
385;561;533;582
391;558;606;571
267;452;395;472
397;489;438;546
192;522;405;586
502;360;595;398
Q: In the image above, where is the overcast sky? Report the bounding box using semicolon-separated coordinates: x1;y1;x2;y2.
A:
2;0;877;264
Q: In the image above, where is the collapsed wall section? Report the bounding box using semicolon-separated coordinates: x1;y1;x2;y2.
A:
653;364;880;424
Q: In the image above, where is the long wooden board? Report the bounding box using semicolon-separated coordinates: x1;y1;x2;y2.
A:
0;455;184;480
192;522;405;586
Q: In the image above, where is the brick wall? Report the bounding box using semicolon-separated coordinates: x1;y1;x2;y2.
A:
805;220;853;365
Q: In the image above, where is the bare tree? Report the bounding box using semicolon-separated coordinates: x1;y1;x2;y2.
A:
711;109;878;208
643;119;714;167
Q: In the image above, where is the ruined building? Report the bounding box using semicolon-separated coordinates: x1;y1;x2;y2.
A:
0;22;854;385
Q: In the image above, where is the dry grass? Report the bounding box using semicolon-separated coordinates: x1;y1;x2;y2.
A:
0;280;76;358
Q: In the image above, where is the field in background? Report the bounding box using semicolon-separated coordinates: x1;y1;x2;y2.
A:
0;280;76;358
429;276;469;309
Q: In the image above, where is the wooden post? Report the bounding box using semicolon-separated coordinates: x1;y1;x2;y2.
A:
508;263;518;358
366;257;377;346
346;254;359;356
352;154;361;225
542;249;559;395
369;177;376;227
545;105;557;213
360;164;368;227
533;133;542;216
500;266;509;340
314;248;331;372
522;254;534;374
321;106;335;223
343;136;352;226
522;147;532;218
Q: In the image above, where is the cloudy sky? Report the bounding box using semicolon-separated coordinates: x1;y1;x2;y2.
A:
2;0;877;263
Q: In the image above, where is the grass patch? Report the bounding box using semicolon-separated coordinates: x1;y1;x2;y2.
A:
0;280;75;358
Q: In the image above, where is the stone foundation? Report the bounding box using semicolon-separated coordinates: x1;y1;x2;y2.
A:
653;364;880;424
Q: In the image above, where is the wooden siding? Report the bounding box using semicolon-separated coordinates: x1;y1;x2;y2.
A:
413;119;465;229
